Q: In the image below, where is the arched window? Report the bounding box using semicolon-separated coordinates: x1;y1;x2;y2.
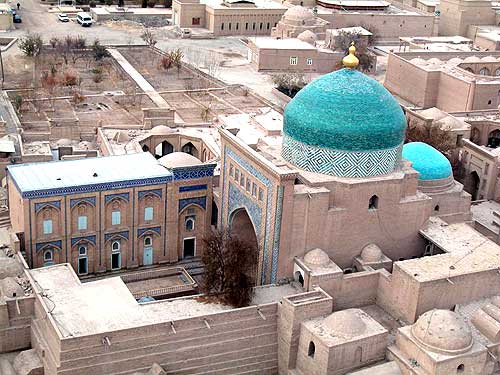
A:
495;68;500;76
79;245;87;256
479;67;490;75
112;240;120;252
434;205;440;212
144;236;152;247
308;341;315;358
368;195;379;210
44;249;53;261
457;364;464;373
186;218;195;231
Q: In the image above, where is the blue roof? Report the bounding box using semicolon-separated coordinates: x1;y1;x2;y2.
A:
283;68;407;152
402;142;452;180
7;153;172;197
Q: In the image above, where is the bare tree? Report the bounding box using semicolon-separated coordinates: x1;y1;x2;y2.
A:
272;71;309;98
201;229;257;308
141;29;158;49
333;30;376;72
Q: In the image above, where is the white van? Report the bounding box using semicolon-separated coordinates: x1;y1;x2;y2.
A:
76;12;92;27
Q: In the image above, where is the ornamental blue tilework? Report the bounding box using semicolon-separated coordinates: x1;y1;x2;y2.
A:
228;182;262;235
271;186;283;282
21;176;172;199
402;142;452;180
36;240;62;251
105;231;129;242
105;192;130;204
172;165;216;181
138;189;163;199
179;196;207;212
283;68;406;152
34;201;61;213
70;197;96;209
71;235;97;247
224;146;279;285
179;184;208;193
282;134;403;178
137;226;161;237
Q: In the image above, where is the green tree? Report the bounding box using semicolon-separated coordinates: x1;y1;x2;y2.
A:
19;33;43;87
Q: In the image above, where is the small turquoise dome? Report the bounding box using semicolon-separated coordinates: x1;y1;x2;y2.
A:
281;68;406;178
283;69;406;152
402;142;452;180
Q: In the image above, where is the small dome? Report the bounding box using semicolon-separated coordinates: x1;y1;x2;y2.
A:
427;58;442;65
410;58;427;66
283;5;314;22
464;56;480;63
150;125;174;135
482;56;497;62
282;69;406;178
158;152;202;168
303;248;330;267
412;309;473;354
0;277;23;298
446;57;463;65
402;142;452;181
360;243;383;262
324;309;367;337
297;30;317;44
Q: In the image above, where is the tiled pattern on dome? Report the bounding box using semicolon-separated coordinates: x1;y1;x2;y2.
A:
282;135;402;177
283;69;406;152
402;142;452;180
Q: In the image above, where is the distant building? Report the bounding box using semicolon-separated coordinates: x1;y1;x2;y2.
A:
247;36;342;73
7;152;216;273
172;0;287;36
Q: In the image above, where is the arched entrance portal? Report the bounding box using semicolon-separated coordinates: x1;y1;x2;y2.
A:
465;171;480;201
230;208;259;283
155;141;174;159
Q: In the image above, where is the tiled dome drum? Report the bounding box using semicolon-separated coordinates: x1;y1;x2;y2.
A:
281;68;407;178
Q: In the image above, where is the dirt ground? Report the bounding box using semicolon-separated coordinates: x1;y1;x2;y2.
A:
4;49;154;129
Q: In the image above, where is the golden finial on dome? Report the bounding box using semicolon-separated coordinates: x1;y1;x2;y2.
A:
342;42;359;69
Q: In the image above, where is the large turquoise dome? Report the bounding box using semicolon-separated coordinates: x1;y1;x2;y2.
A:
281;68;407;178
402;142;452;180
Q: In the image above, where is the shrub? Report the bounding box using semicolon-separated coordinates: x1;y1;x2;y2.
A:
89;1;96;6
92;39;110;61
105;0;113;5
18;33;43;57
147;0;156;7
13;95;23;112
62;71;78;86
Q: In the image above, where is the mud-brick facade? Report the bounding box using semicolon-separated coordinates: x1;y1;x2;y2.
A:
7;152;216;274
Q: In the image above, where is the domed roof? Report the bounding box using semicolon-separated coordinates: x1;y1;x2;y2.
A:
151;125;174;135
464;56;480;63
324;309;367;337
402;142;452;180
282;68;406;177
297;30;317;44
360;243;383;262
158;152;202;168
411;309;473;354
283;5;314;21
304;248;330;267
427;58;442;65
482;56;497;62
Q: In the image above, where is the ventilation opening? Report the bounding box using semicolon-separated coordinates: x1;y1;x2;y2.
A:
308;341;315;358
434;205;440;212
457;364;464;373
368;195;378;210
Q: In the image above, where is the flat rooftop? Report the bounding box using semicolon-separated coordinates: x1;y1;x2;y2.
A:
252;37;316;50
7;152;171;197
471;200;500;235
30;264;301;337
202;0;287;10
400;217;500;282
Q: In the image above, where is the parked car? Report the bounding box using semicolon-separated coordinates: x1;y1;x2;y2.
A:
13;14;21;23
76;12;92;27
58;13;69;22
